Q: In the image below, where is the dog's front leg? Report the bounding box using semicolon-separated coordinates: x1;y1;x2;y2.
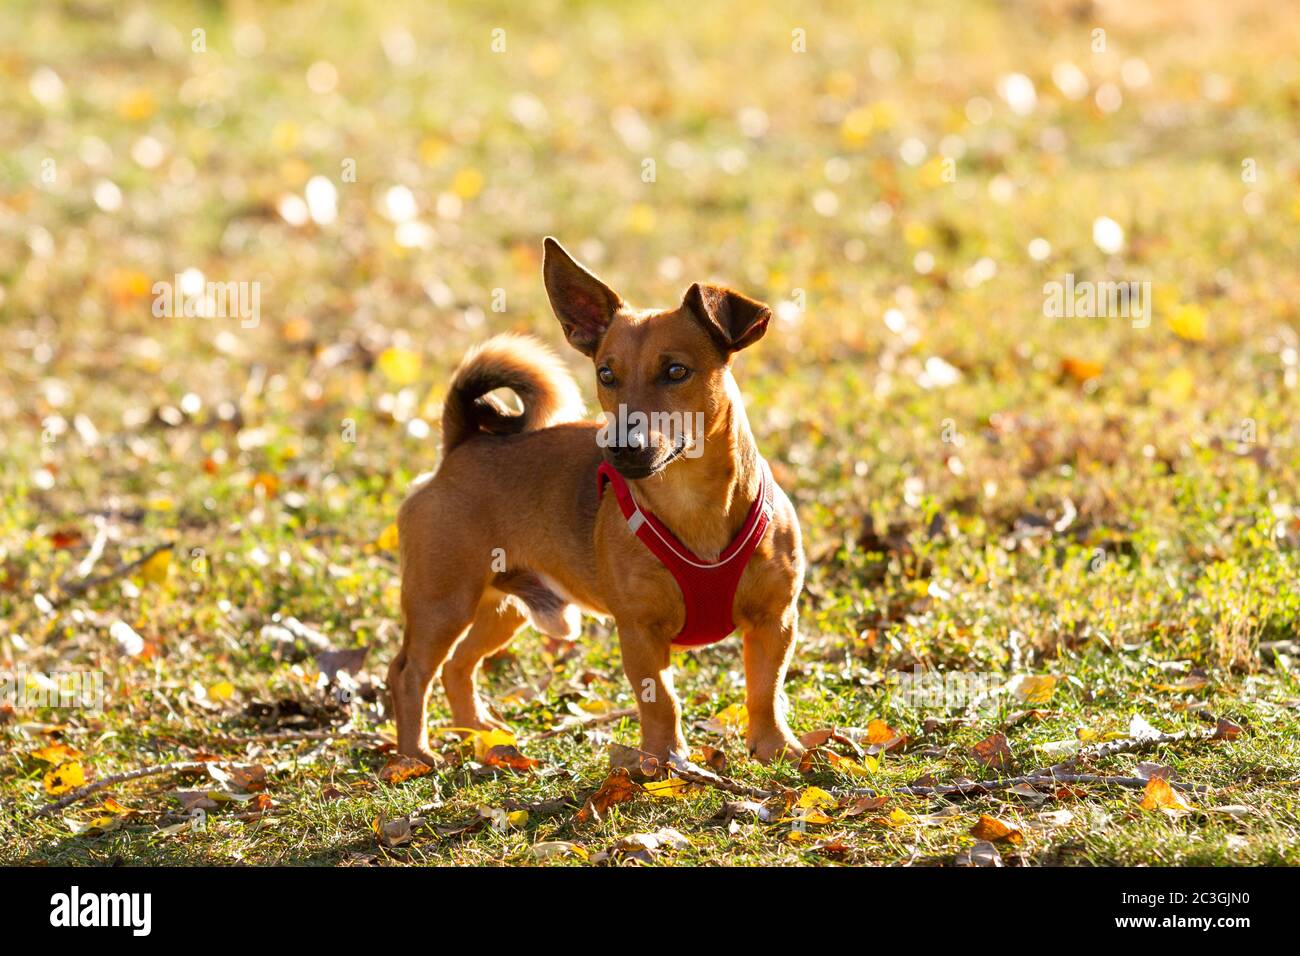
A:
617;627;688;762
743;609;805;764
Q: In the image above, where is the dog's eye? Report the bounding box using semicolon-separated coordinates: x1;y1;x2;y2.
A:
597;367;617;387
665;363;690;382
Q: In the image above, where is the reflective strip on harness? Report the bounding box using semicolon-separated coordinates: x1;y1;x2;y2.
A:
596;458;776;646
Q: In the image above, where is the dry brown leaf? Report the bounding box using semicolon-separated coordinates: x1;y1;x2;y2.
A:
1212;718;1243;741
842;794;888;818
484;743;539;771
971;732;1014;772
576;767;641;822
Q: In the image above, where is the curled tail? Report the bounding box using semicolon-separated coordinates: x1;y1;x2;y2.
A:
440;333;585;455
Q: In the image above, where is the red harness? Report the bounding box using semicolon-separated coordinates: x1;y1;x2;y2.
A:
596;459;776;646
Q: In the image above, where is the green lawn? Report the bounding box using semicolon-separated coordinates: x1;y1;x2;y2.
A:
2;0;1298;866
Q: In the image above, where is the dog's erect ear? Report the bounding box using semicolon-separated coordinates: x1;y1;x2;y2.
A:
683;283;772;355
543;237;622;357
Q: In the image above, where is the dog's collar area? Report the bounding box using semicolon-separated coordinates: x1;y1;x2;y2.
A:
596;458;776;647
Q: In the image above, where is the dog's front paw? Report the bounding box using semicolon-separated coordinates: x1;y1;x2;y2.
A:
748;732;805;766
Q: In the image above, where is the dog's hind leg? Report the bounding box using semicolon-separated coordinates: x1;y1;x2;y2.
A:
389;579;482;765
442;596;526;732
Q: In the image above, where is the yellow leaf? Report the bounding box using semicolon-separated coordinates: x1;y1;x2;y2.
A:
100;798;134;815
1012;674;1057;705
31;743;82;764
795;808;835;825
139;547;172;584
1168;304;1207;342
704;702;748;733
377;523;400;551
44;762;86;795
469;727;517;761
796;786;837;810
1139;776;1193;812
826;751;877;776
506;809;529;828
644;777;691;799
208;680;235;702
377;347;423;385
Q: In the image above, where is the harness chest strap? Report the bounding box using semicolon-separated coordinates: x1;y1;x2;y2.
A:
596;458;776;647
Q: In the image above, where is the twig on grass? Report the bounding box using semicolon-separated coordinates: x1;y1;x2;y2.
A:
54;542;172;606
34;760;243;816
1030;724;1234;779
649;729;1226;806
204;728;390;748
530;707;639;740
841;771;1208;800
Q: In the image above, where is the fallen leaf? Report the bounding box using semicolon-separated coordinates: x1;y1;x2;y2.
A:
699;745;728;773
643;776;692;799
1211;718;1243;741
955;841;1003;867
970;814;1023;844
532;841;588;860
31;743;82;764
1007;674;1057;704
596;827;690;863
484;744;539;772
795;786;837;810
971;732;1014;772
576;768;640;822
379;755;433;784
842;794;888;817
864;718;907;754
1128;714;1162;740
700;702;748;734
825;750;878;776
468;727;517;761
44;762;86;794
1038;809;1074;826
1138;776;1193;812
207;763;267;792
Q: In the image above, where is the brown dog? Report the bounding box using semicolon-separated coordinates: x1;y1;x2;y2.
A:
388;238;805;766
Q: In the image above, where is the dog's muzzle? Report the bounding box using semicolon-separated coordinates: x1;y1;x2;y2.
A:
605;435;688;480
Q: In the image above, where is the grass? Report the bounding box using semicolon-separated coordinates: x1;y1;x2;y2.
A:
2;0;1299;866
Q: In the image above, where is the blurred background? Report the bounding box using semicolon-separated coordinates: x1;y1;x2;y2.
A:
1;0;1299;864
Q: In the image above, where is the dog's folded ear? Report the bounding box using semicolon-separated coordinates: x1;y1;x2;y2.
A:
683;283;772;355
543;237;622;357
